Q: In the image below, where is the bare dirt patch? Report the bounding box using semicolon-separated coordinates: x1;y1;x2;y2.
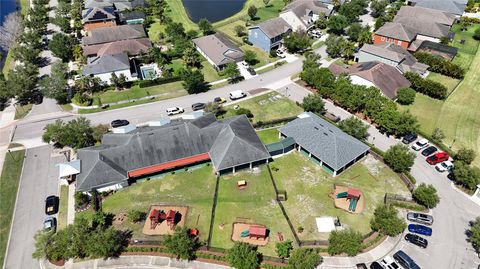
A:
332;185;365;214
231;222;269;246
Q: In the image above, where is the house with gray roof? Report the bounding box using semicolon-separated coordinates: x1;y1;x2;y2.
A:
356;43;429;75
280;0;333;31
82;38;152;57
83;52;135;84
85;0;145;11
408;0;467;16
192;33;244;70
248;17;292;52
82;7;116;31
76;114;271;192
279;112;370;176
82;24;146;46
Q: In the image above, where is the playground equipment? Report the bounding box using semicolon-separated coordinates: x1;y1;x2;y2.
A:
336;188;361;213
237;180;247;190
148;208;178;230
240;230;250;237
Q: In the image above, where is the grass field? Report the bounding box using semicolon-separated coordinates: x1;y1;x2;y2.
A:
256;128;281;144
427;72;460;94
221;92;303;123
97;165;216;240
0;149;25;267
14;104;32;120
271;152;410;240
58;185;69;230
399;23;480;167
211;166;296;256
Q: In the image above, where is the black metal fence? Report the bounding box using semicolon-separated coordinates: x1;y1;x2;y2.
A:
206;175;221;248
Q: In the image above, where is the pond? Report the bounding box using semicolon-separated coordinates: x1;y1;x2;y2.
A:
182;0;246;23
0;0;19;69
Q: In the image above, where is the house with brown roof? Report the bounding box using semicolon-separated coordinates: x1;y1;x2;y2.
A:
328;61;411;99
192;33;244;70
82;24;146;46
374;6;456;50
82;38;151;57
280;0;332;31
82;7;116;32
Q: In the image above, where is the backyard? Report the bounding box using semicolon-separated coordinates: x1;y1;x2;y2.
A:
221;92;304;123
256;128;281;144
84;165;216;241
271;152;410;240
399;23;480;167
210;166;296;256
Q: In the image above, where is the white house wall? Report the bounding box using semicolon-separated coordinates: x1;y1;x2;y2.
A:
96;183;124;193
194;45;218;69
280;11;307;32
416;34;441;43
94;69;134;85
350;75;376;88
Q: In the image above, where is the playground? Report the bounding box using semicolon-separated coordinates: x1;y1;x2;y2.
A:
231;223;269;246
333;186;364;214
142;205;188;235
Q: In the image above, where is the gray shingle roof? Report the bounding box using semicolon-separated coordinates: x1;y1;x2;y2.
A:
83;52;130;75
84;0;145;10
375;22;417;41
279;112;369;171
284;0;333;19
82;25;146;46
192;33;244;67
81;7;116;23
251;17;291;39
409;0;466;15
396;6;456;26
76;114;270;191
82;38;152;57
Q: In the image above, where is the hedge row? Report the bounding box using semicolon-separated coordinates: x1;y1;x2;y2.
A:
414;52;465;79
404;72;448;99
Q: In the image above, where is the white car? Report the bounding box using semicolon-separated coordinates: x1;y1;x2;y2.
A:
229;90;247;100
380;255;401;269
412;139;429;151
277;51;286;58
166;107;184;116
435;160;454;172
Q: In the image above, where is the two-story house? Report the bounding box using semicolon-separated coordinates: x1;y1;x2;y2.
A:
279;0;332;32
248;17;291;52
82;7;116;32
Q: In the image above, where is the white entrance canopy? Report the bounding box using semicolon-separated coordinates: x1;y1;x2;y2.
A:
315;217;336;233
57;160;81;178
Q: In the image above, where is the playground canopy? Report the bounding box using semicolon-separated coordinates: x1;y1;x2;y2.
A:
347;188;361;199
249;226;267;239
315;217;336;233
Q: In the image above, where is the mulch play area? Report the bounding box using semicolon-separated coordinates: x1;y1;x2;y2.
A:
332;185;365;214
142;205;188;235
231;222;269;246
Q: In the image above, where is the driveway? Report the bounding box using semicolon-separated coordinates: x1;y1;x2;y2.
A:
4;145;66;269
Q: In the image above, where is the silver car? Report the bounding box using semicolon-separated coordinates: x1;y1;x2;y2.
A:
407;212;434;226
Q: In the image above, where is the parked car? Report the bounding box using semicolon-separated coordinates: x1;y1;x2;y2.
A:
408;224;432;236
402;133;418;144
277;50;286;58
111;119;130;128
213;97;226;104
380;256;400;269
421;146;437;156
356;263;367;269
191;103;206;111
405;233;428;248
447;172;455;181
166;107;184;116
412;139;429;151
247;67;256;75
435;160;454;172
426;152;449;165
393;250;421;269
407;212;434;225
229;90;247;100
43;216;57;232
45;195;59;215
369;262;383;269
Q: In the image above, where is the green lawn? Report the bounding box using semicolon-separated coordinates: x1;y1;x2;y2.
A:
14;104;32;120
213;0;285;28
201;59;224;82
58;185;69;230
92;81;186;105
256;128;281;144
221;92;304;123
0;149;25;267
20;0;30;15
211;166;296;256
427;72;460;94
271;152;410;240
2;51;15;76
399;23;480;167
98;165;216;240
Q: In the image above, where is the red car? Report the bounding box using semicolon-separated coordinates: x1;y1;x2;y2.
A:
426;152;449;165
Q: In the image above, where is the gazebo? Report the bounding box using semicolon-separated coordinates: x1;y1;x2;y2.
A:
249;226;267;240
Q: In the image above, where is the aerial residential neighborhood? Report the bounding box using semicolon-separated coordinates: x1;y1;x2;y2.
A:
1;0;480;268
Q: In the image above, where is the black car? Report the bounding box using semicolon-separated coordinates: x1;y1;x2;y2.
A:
247;67;256;75
111;119;129;128
421;146;437;156
45;195;59;215
447;172;455;181
405;233;428;248
393;250;421;269
191;102;206;111
402;133;418;144
32;91;43;105
369;262;383;269
356;263;367;269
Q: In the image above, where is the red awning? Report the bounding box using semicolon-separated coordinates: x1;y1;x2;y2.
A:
128;153;210;178
347;188;361;198
249;226;267;237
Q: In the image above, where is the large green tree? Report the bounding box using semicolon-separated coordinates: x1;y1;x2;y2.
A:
338;116;369;140
226;242;260;269
328;229;363;256
327;15;349;34
248;5;258;19
198;18;214;35
384;144;415;173
182;45;201;67
302;93;325;114
275;240;293;259
413;183;440;209
370;205;406;236
453;161;480;190
49;33;75;62
223;62;241;81
287;248;322;269
8;63;39;103
284;31;312;53
42;117;95;149
164;227;197;260
181;69;207;94
244;50;258;65
454;148;476;165
41;61;70;103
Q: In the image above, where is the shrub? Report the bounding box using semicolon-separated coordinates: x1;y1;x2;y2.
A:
233;107;253;118
72;93;93;106
74;192;90;210
328;229;363;256
431;127;445;142
454;148;476;165
396;87;416;105
414;52;464;79
270;49;277;58
474;27;480;41
384;144;415;173
370;205;407;236
275;240;293;259
413;183;440;208
226;242;260;269
468;217;480;254
302;93;325;114
338;116;369;140
453;161;480;190
287;248;322;269
164;227;197;260
404;72;448;99
128;210;147;223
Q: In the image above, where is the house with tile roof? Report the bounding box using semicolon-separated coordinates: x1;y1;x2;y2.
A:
192;33;244;70
82;24;146;46
280;0;333;32
248;17;291;52
279;112;370;176
82;7;116;31
328;61;411;99
75;113;271;192
82;38;152;57
83;53;134;84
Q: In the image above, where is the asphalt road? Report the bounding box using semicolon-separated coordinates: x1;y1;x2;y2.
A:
4;145;64;269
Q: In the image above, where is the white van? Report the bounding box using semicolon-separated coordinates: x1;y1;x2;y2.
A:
229;90;247;100
166;107;184;116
